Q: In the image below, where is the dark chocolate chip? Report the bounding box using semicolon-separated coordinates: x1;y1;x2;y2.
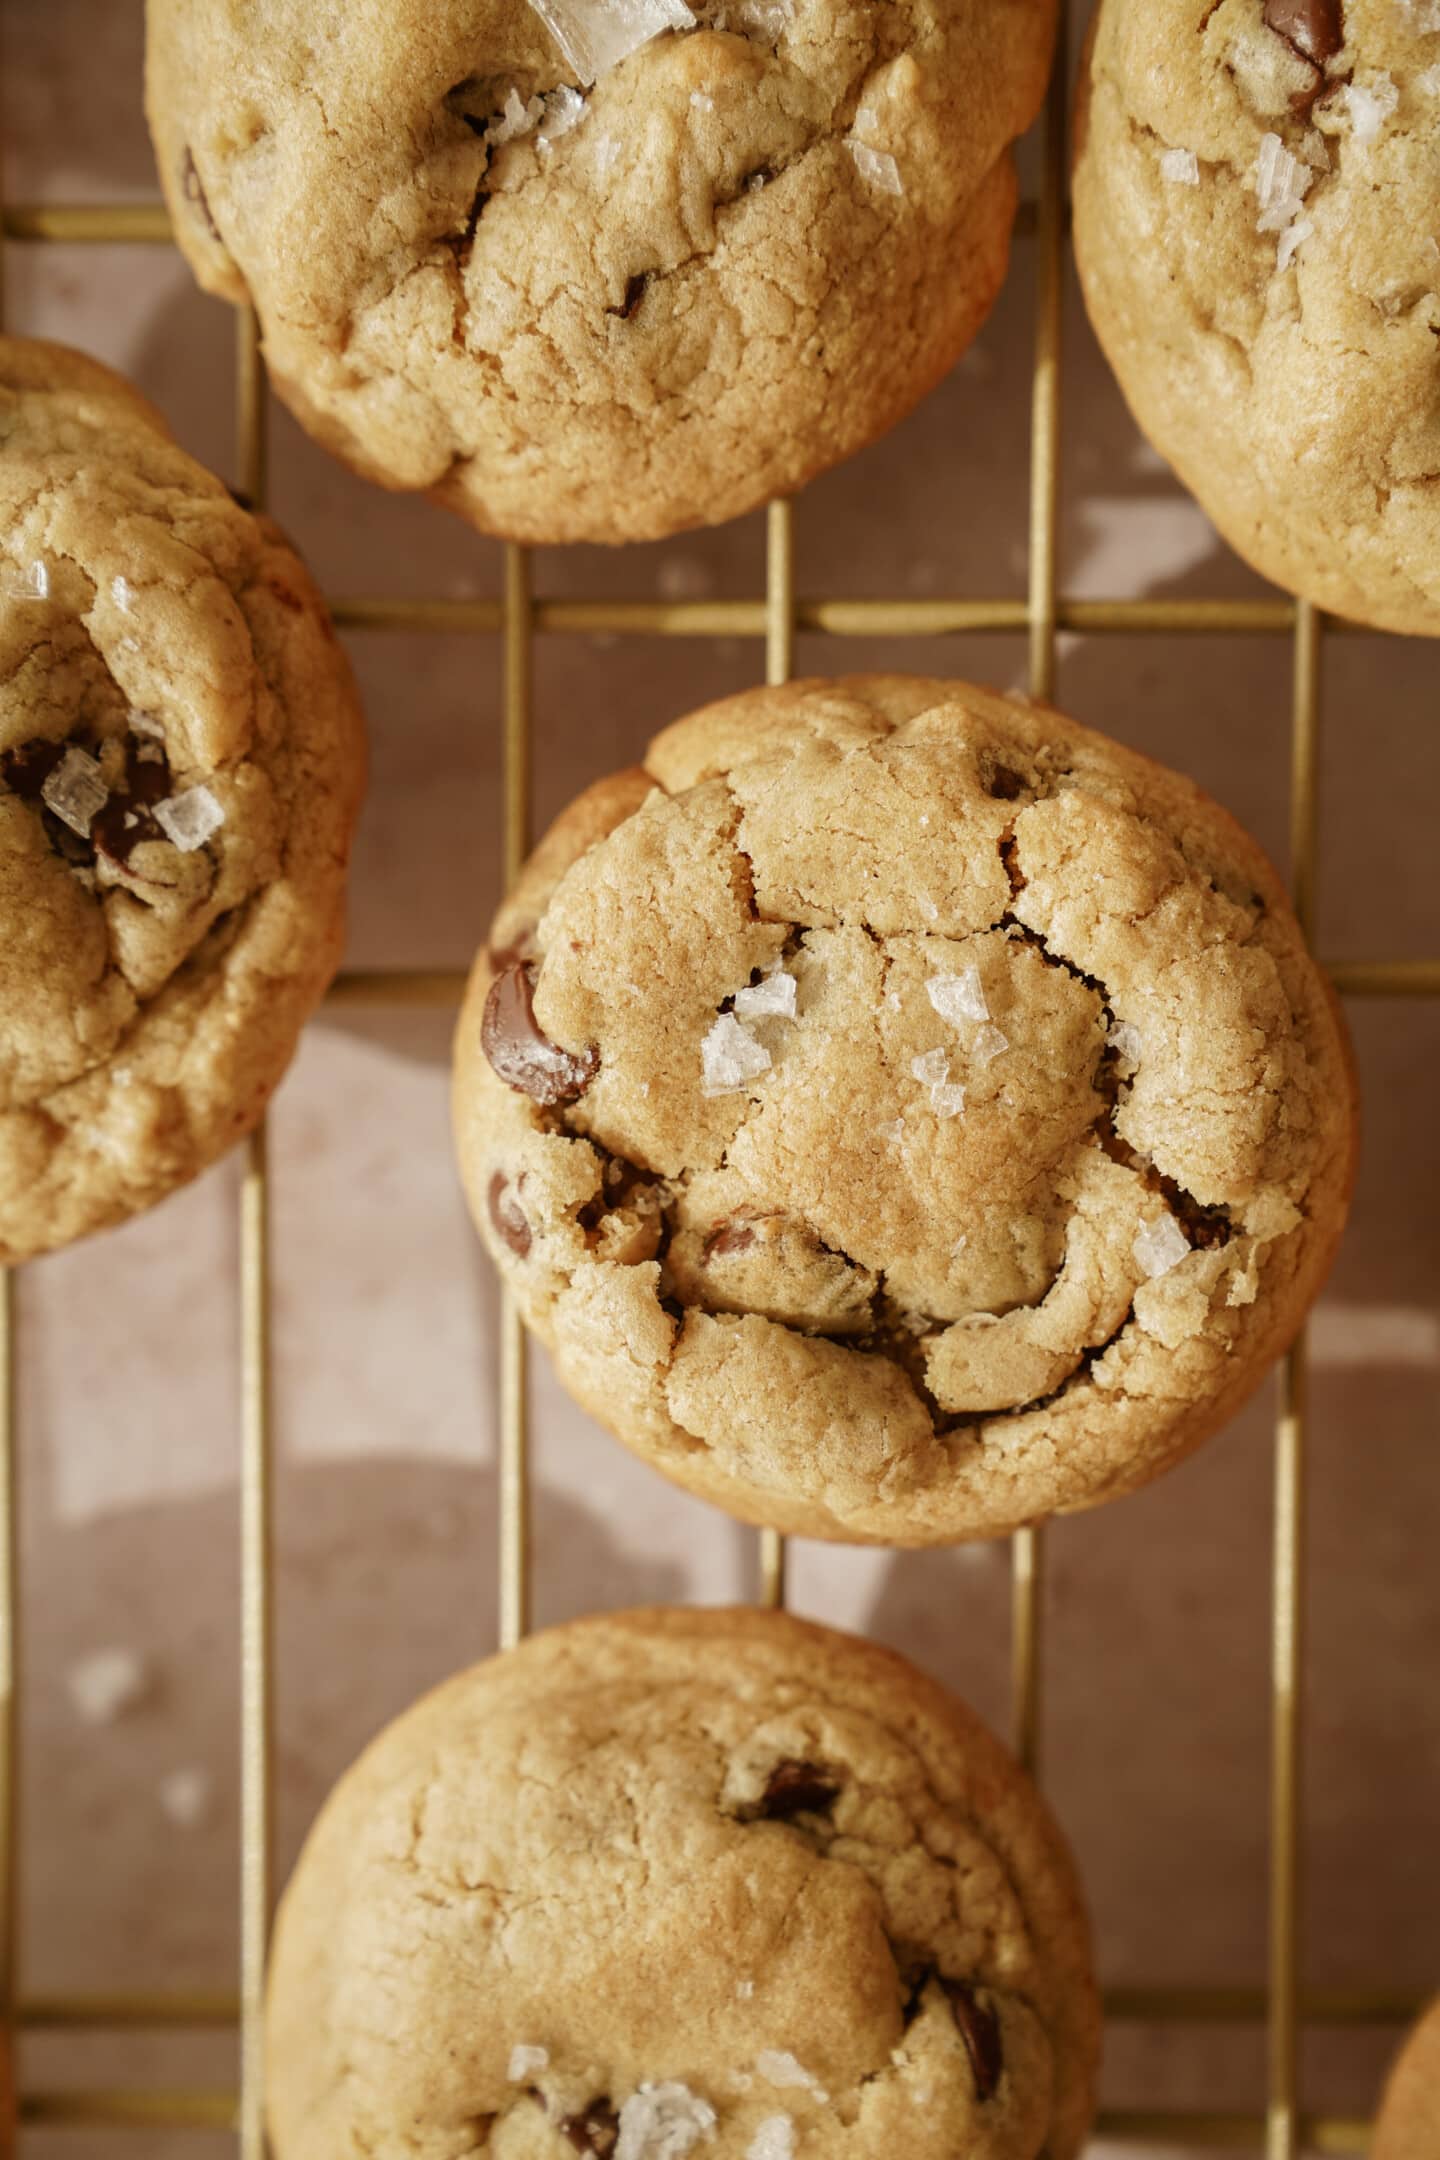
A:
984;763;1027;802
481;961;598;1108
609;272;650;320
759;1759;840;1820
943;1980;1003;2102
705;1220;757;1260
561;2101;620;2155
487;1172;532;1258
1;738;66;802
1263;0;1343;65
181;147;221;241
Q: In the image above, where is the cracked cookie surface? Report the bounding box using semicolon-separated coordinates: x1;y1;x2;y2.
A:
0;336;365;1263
1373;1996;1440;2160
454;675;1356;1545
145;0;1055;544
1073;0;1440;637
266;1605;1099;2160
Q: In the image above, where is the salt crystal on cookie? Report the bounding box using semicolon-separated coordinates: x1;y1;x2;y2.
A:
927;967;988;1024
41;746;108;836
733;969;796;1021
155;783;224;851
748;2119;796;2160
755;2051;828;2103
1133;1213;1190;1280
702;1012;771;1095
527;0;696;84
1160;147;1200;185
507;2043;549;2080
971;1023;1009;1066
615;2081;716;2159
1340;73;1399;144
846;140;903;196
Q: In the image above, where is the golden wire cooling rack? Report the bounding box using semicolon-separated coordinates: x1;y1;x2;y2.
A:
2;6;1438;2153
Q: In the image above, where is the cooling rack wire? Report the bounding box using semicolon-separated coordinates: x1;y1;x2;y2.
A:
2;8;1438;2151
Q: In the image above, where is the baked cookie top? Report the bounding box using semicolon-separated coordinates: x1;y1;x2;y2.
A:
1374;1997;1440;2160
146;0;1055;544
1073;0;1440;636
455;676;1356;1544
266;1605;1099;2159
0;337;364;1263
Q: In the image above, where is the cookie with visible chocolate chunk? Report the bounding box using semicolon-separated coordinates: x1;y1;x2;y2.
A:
266;1605;1100;2159
1073;0;1440;636
145;0;1055;544
1374;1997;1440;2160
453;675;1356;1545
0;336;365;1263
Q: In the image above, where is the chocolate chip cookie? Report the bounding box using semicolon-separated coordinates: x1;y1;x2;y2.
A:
1073;0;1440;636
266;1605;1100;2159
0;337;365;1264
1374;1997;1440;2160
454;675;1356;1545
146;0;1055;544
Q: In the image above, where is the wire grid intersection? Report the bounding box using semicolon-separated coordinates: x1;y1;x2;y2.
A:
1;10;1435;2150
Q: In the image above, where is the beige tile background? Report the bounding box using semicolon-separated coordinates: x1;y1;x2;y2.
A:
3;2;1438;2153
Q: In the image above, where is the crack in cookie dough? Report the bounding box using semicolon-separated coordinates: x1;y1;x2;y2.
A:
265;1608;1101;2160
0;337;365;1263
1074;0;1440;635
146;0;1057;544
454;678;1355;1546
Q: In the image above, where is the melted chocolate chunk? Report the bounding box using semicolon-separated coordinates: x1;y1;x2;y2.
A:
943;1980;1003;2102
998;834;1026;897
181;147;221;241
609;273;650;320
487;1172;532;1258
481;961;598;1108
984;762;1027;802
561;2100;620;2155
1;738;66;801
759;1759;840;1820
93;738;174;864
705;1220;758;1260
1263;0;1343;65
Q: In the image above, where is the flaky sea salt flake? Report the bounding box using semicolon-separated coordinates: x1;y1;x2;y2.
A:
846;138;903;196
156;783;224;852
1107;1019;1143;1065
111;574;134;611
1276;215;1313;271
615;2080;717;2160
930;1080;966;1118
755;2052;828;2104
486;88;546;148
508;2043;550;2080
3;560;49;601
970;1023;1008;1066
1160;146;1200;186
1340;73;1399;143
42;746;108;836
911;1049;950;1088
734;969;797;1021
1419;62;1440;97
927;967;988;1025
1133;1213;1190;1280
1254;132;1310;232
702;1012;771;1096
68;1647;148;1724
748;2119;796;2160
128;708;166;739
690;89;715;111
527;0;697;85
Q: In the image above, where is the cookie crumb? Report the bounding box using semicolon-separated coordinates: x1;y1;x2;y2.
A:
846;139;903;196
755;2051;828;2104
748;2119;796;2160
527;0;697;86
1133;1213;1190;1280
927;968;988;1024
67;1647;149;1724
42;746;109;836
508;2042;550;2080
1159;146;1200;185
159;1766;213;1828
733;969;797;1021
156;783;225;851
1339;73;1399;144
702;1012;771;1095
616;2081;716;2158
127;708;166;740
